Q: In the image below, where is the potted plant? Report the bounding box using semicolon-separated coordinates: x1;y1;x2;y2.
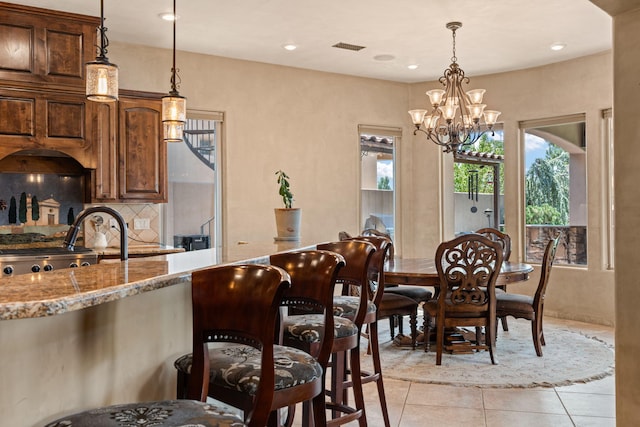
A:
274;170;301;241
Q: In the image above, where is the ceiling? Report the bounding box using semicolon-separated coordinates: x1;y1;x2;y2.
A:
8;0;612;83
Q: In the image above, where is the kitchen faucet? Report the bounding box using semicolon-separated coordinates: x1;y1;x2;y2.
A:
63;206;128;261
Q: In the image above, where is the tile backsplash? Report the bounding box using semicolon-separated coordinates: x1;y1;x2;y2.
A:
83;203;160;248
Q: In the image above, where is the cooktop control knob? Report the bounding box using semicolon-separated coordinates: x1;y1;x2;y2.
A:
31;265;41;273
3;265;13;275
69;262;79;268
44;264;54;272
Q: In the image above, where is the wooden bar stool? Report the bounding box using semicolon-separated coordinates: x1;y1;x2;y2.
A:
317;240;376;427
269;249;346;426
174;264;325;427
341;234;396;427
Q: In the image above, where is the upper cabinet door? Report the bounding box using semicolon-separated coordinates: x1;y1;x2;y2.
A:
0;87;94;168
0;3;98;89
118;97;167;203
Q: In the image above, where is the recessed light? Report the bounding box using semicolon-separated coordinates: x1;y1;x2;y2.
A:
373;54;395;62
407;64;419;70
283;44;297;51
158;12;178;21
550;42;566;51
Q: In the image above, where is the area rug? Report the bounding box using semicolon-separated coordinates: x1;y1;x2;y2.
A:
365;318;614;388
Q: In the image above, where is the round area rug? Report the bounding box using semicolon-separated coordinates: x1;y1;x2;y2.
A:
369;318;614;388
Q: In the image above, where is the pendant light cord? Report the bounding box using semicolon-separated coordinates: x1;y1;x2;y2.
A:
170;0;180;95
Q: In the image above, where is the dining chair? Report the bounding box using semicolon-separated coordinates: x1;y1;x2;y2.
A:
355;229;433;342
496;235;560;356
424;234;504;365
317;240;376;427
476;227;512;332
174;264;324;427
269;249;346;427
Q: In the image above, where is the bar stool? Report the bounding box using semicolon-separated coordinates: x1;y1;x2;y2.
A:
317;240;376;427
43;399;246;427
269;250;346;426
174;264;324;427
340;235;396;426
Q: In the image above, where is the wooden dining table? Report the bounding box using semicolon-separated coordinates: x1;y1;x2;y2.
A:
384;257;534;288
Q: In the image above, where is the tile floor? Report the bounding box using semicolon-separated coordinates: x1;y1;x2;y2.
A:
356;317;616;427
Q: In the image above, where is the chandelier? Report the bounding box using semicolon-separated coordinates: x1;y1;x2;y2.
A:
86;0;118;102
408;22;501;153
162;0;187;142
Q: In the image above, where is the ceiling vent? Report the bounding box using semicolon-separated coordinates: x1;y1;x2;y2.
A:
332;42;366;52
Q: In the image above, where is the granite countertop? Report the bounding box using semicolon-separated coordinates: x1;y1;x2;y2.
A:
95;244;186;257
0;240;318;321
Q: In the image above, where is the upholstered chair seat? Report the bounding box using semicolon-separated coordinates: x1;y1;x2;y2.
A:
332;295;376;320
496;293;534;315
283;313;359;342
44;400;246;427
376;292;419;349
384;286;432;301
174;344;322;395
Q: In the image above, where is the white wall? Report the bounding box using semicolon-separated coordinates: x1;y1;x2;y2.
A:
111;43;412;249
111;43;614;325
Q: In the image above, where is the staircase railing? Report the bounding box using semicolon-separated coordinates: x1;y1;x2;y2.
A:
183;129;215;171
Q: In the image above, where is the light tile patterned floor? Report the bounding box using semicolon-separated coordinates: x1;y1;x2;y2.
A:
357;317;616;427
288;317;614;426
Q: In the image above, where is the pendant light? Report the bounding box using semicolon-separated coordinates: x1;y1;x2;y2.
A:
86;0;118;102
162;0;186;142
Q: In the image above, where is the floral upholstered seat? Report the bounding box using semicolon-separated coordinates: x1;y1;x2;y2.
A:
174;344;322;396
283;313;359;343
44;399;246;427
332;295;375;319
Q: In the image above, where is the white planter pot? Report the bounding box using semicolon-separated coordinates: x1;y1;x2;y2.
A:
274;208;301;241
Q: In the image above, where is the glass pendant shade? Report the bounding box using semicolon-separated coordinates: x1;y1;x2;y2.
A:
162;94;186;142
408;109;427;125
483;110;502;126
162;0;186;143
466;89;486;104
467;103;486;120
86;0;118;102
163;121;185;143
439;103;458;121
86;61;118;101
426;89;446;106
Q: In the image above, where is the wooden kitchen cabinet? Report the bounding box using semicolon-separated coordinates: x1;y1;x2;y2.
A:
0;3;98;89
0;87;95;168
0;2;98;167
91;93;167;203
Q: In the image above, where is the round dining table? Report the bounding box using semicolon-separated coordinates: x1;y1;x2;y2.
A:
384;257;534;288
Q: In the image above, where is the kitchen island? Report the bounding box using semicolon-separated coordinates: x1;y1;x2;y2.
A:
0;241;315;427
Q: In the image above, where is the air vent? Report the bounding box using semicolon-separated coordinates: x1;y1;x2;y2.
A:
332;42;366;52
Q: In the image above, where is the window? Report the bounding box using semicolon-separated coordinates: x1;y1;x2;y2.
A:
453;130;504;234
164;111;223;250
359;125;399;240
521;115;587;265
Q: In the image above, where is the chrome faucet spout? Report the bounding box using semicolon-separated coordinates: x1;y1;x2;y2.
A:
63;206;128;261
